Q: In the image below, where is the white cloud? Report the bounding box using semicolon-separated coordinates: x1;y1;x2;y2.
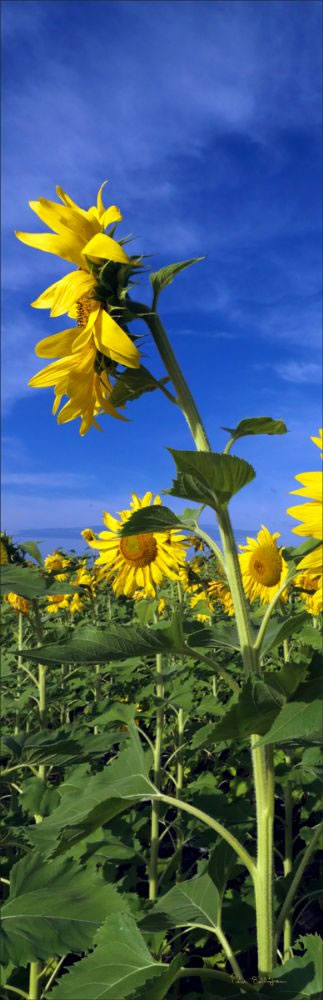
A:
274;360;322;384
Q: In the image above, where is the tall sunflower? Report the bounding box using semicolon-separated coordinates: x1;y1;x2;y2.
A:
286;429;322;609
239;525;289;605
16;184;141;433
83;492;187;598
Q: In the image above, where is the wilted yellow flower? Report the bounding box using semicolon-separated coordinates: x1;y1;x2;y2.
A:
83;492;187;598
239;525;289;605
4;592;30;615
16;183;140;434
190;589;212;622
44;552;70;580
208;579;234;616
286;429;322;578
0;540;9;564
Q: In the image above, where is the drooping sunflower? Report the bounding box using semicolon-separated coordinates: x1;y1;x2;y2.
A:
44;552;70;579
189;588;212;622
208;579;234;617
239;525;289;605
5;593;30;615
16;184;141;433
286;429;322;610
83;492;187;598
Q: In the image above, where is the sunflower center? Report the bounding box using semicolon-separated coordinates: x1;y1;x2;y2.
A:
76;295;95;328
120;533;158;567
248;545;282;587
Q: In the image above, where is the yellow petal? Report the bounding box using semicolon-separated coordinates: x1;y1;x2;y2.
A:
94;310;140;368
15;231;84;267
50;271;96;317
82;233;131;264
101;205;123;228
29;198;95;243
29;356;76;387
35;328;78;358
290;472;322;502
96;181;108;219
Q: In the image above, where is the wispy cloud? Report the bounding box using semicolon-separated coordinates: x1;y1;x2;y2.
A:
273;360;322;384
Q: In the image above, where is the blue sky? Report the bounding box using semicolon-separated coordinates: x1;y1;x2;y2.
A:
2;0;322;554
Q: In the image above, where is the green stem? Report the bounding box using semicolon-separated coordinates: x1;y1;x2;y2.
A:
28;961;41;1000
15;612;24;735
188;647;240;695
149;652;164;900
251;738;274;974
217;508;258;676
133;302;212;452
175;707;185;881
283;755;293;961
156;792;256;879
94;664;101;735
275;822;323;946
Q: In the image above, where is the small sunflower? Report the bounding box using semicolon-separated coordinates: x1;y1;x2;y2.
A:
84;492;187;598
293;572;323;616
239;525;289;605
47;594;71;614
286;428;322;578
189;589;212;622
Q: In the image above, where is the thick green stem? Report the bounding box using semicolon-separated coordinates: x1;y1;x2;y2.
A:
252;738;274;974
149;652;164;900
217;508;258;676
28;961;41;1000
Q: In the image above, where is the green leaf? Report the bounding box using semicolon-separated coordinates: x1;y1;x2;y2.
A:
185;619;241;652
0;565;79;598
28;727;155;857
208;841;237;898
150;257;204;297
260;611;309;655
266;934;323;998
17;540;43;565
119;504;183;536
48;914;182;999
0;852;125;966
222;416;287;445
256;687;323;747
139;873;220;933
208;678;283;741
167;450;255;509
21;777;60;818
282;538;322;564
109;365;170;407
20;621;186;666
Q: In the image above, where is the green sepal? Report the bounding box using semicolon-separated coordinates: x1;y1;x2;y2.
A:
150;257;204;300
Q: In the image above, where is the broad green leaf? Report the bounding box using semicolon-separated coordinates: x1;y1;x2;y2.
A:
298;624;323;650
17;540;43;564
0;852;124;966
109;365;170;407
267;934;323;998
264;662;308;700
134;597;158;624
28;727;155;857
20;621;185;666
208;678;283;741
167;449;255;509
139;873;220;932
21;777;60;818
222;416;287;445
0;565;79;598
119;504;183;536
48;914;182;999
256;665;323;746
150;257;204;297
185;619;241;652
260;611;309;656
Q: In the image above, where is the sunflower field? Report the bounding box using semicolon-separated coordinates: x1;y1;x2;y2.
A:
1;184;322;1000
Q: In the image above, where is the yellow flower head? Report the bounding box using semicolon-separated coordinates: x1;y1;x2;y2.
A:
83;492;187;598
47;594;70;614
4;592;30;615
239;525;289;605
44;552;70;580
69;593;84;615
16;184;140;434
293;572;323;616
157;597;168;616
81;528;96;542
286;429;322;577
189;589;212;622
